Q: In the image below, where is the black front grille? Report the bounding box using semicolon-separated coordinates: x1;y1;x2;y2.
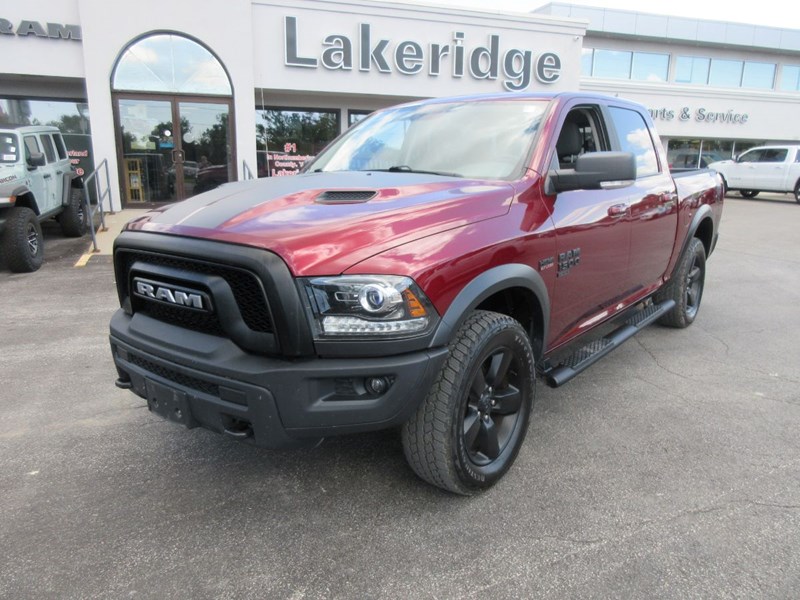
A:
127;352;219;397
118;250;273;334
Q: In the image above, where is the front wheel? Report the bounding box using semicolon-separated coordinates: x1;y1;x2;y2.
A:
794;180;800;204
655;237;706;328
402;311;535;495
3;206;44;273
740;190;759;198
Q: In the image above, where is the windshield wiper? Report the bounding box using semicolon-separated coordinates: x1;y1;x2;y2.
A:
378;165;463;178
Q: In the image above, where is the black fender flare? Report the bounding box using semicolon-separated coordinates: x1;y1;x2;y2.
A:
3;185;38;212
674;204;714;274
430;263;550;349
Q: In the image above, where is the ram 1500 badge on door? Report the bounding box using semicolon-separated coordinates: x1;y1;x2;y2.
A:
110;93;723;494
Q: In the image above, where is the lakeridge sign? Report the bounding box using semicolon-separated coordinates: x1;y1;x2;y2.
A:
283;16;562;92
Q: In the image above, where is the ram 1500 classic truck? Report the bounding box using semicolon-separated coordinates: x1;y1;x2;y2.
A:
708;145;800;202
109;93;723;494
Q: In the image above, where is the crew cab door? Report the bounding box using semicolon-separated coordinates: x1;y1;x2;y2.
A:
37;133;66;212
543;104;633;347
732;147;790;191
22;135;50;211
606;105;678;293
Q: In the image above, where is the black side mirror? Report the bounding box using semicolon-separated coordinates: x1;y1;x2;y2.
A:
547;151;636;194
27;152;46;169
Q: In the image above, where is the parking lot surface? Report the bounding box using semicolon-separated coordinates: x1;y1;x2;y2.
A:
1;194;799;598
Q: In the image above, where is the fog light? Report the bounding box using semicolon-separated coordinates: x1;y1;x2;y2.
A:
365;376;389;395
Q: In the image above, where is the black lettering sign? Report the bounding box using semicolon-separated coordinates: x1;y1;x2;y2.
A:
284;16;317;68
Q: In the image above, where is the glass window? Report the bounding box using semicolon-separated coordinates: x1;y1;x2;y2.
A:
0;99;91;134
40;134;57;163
53;133;68;160
675;56;709;84
23;135;40;159
309;100;548;181
609;107;659;178
742;62;775;89
760;148;787;163
631;53;669;82
348;110;373;127
113;34;231;95
581;49;593;76
779;65;800;91
256;108;340;177
737;148;764;163
0;133;19;163
700;140;733;164
708;59;743;87
592;50;632;79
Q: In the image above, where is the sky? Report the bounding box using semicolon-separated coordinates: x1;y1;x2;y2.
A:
389;0;796;29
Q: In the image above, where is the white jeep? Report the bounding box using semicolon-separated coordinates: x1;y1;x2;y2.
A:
0;125;87;272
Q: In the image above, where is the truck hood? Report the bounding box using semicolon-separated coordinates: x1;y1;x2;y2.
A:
125;171;515;275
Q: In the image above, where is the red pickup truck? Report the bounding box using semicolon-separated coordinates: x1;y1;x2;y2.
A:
109;93;723;494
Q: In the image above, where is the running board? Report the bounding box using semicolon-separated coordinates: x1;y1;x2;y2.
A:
543;299;676;388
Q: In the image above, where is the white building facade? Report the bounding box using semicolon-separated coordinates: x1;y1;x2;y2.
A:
1;0;797;209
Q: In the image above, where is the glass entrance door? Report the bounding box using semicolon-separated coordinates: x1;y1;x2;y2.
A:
118;98;176;203
116;96;232;205
177;101;231;198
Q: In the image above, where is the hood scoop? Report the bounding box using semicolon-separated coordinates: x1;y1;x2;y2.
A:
316;190;378;204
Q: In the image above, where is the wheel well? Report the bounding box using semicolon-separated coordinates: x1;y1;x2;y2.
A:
13;192;39;215
694;216;714;256
475;287;544;358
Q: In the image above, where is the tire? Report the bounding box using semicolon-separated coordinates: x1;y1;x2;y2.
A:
3;207;44;273
59;188;88;237
740;190;759;198
794;180;800;204
401;310;535;495
655;237;706;328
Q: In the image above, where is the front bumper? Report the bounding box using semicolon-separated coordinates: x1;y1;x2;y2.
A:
110;310;448;449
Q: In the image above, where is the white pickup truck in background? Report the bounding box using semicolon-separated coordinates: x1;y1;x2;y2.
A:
708;145;800;203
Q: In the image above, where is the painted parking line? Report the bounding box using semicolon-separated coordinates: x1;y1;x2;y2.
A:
74;252;94;267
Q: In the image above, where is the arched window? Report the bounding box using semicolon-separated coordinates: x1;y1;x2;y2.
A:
112;33;231;96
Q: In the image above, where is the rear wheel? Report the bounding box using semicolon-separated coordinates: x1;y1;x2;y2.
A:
3;207;44;273
655;237;706;328
740;190;759;198
794;180;800;204
402;311;535;495
59;188;88;237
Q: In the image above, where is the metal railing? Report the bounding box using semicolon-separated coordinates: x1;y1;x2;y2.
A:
242;160;255;180
82;159;113;253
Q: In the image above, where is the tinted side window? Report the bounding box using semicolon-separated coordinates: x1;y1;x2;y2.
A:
23;135;40;159
759;149;787;163
53;133;68;160
738;149;763;163
40;134;57;163
608;107;659;178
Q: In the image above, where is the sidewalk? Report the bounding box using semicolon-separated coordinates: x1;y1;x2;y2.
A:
74;208;150;265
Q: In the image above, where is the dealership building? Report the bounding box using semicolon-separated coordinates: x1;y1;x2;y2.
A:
2;0;799;210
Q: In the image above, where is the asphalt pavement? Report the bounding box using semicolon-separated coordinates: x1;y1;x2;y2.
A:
1;193;799;599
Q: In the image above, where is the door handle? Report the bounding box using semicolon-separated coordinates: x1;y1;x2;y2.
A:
608;203;628;217
43;174;52;179
56;170;63;175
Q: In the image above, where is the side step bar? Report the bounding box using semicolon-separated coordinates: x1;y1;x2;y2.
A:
542;299;676;388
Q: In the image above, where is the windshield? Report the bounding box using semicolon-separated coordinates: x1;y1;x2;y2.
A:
0;133;19;164
307;100;547;181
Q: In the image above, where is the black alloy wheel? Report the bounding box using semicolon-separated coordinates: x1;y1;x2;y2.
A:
463;344;525;466
402;310;535;494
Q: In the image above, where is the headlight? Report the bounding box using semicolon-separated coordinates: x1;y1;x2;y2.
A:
298;275;438;339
